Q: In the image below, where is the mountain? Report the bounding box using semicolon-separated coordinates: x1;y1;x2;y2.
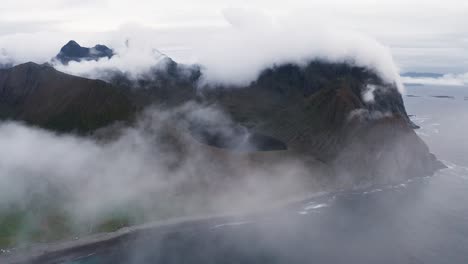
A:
0;62;13;69
401;72;444;78
54;40;114;65
0;55;445;249
103;58;442;184
0;54;444;185
197;62;442;184
0;62;134;133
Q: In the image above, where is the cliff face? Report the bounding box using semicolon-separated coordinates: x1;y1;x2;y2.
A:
196;62;443;185
0;62;134;133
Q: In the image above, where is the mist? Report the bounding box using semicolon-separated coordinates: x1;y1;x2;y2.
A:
0;102;324;245
69;86;468;263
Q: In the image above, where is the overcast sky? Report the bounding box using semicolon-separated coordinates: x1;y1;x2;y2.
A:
0;0;467;73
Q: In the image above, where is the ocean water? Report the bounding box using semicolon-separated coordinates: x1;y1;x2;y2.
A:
55;85;468;264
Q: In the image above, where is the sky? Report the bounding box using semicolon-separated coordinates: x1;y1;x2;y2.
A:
0;0;467;74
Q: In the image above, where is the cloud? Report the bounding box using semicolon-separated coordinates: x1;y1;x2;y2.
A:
0;103;318;241
347;109;393;122
193;8;402;89
1;0;467;74
0;31;81;64
222;8;273;29
45;9;404;93
362;85;377;103
402;73;468;86
0;48;13;67
0;20;58;36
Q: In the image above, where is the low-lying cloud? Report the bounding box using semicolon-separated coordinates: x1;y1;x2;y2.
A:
402;72;468;86
0;103;319;244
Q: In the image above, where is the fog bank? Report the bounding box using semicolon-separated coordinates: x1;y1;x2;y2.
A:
0;103;320;244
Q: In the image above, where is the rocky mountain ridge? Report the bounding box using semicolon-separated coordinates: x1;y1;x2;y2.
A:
0;41;445;186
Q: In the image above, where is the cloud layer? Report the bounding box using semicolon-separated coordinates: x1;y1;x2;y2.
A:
402;73;468;86
1;0;467;74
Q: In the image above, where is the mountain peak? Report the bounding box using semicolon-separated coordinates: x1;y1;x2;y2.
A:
18;61;40;67
14;62;43;71
13;62;56;72
61;40;81;50
54;40;114;65
65;40;80;46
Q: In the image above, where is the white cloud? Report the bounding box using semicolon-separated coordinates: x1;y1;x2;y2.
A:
362;85;377;103
402;73;468;86
0;104;315;231
193;9;402;91
46;10;404;93
1;0;467;81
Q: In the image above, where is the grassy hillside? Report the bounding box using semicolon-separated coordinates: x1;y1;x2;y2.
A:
0;62;135;133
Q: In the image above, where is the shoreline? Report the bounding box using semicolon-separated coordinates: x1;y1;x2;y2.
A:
0;189;332;264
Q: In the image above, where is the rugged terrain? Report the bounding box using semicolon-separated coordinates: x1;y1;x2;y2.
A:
0;50;443;182
198;62;441;185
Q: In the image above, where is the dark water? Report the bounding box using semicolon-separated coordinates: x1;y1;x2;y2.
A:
405;85;468;167
64;85;468;264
